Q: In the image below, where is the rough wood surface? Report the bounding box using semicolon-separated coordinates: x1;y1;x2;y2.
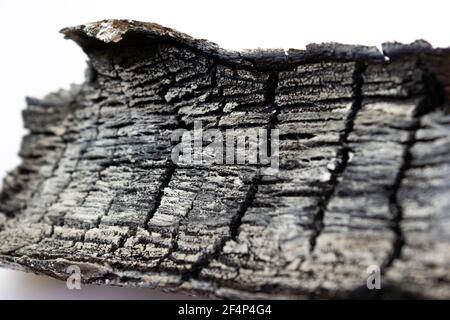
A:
0;20;449;299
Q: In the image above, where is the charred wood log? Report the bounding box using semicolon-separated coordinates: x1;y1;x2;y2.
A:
0;20;449;299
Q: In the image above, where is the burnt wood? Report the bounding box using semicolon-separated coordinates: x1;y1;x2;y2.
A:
0;20;449;299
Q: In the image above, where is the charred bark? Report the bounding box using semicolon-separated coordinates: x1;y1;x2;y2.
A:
0;20;449;299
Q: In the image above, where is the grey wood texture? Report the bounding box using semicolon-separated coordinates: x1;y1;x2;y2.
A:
0;20;449;299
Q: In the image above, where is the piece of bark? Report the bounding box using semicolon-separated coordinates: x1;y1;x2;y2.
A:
0;20;449;299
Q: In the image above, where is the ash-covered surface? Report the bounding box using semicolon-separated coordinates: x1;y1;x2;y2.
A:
0;20;449;299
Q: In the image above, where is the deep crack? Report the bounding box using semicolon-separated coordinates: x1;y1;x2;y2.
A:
309;61;366;253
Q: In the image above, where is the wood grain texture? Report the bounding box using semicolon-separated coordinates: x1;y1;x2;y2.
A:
0;20;449;299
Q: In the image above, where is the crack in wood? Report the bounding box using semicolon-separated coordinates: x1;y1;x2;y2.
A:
309;61;366;253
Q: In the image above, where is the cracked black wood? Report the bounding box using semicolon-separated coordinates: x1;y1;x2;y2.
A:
0;20;449;299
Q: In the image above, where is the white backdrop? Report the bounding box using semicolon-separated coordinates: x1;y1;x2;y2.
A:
0;0;449;299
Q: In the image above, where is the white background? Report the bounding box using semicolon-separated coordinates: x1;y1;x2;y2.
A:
0;0;449;299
